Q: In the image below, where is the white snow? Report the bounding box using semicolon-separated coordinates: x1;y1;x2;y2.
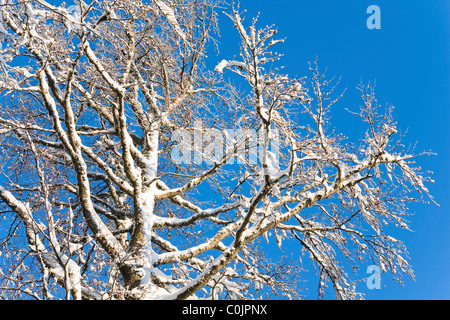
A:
154;0;186;41
214;59;247;74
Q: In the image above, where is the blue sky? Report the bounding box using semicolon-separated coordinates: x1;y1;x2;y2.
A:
213;0;449;299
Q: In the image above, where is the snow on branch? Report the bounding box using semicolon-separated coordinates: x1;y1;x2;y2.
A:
154;0;187;41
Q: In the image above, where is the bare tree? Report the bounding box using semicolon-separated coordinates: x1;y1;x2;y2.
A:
0;0;435;300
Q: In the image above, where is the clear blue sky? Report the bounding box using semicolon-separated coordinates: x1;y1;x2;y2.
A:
214;0;449;299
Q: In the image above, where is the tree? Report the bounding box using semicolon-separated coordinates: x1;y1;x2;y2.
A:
0;0;435;300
